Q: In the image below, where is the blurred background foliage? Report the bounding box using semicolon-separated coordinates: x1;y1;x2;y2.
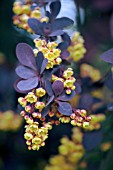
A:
1;0;113;170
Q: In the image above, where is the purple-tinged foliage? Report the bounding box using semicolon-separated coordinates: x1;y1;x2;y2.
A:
100;48;113;64
57;90;75;101
28;1;74;38
52;80;64;96
16;43;37;70
57;101;72;116
15;43;48;92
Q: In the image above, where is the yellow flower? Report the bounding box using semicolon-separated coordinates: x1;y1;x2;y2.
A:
36;88;46;97
24;132;33;140
46;61;54;69
25;92;37;103
64;80;74;88
29;123;38;132
32;137;42;144
31;9;41;19
18;97;27;107
35;102;45;111
63;68;73;79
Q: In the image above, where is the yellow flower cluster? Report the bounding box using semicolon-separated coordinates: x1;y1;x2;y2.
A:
0;110;22;131
80;63;101;82
44;127;86;170
100;142;112;152
34;39;62;69
85;113;106;131
24;119;52;151
52;68;76;94
68;32;86;62
70;109;91;128
13;0;49;32
18;88;46;112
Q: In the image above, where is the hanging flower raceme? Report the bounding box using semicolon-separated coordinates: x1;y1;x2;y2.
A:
68;32;86;62
15;41;91;150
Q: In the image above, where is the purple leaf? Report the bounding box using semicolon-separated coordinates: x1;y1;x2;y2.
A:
17;77;38;91
52;80;64;96
28;18;43;35
52;17;74;30
46;95;54;106
36;52;44;73
49;30;64;36
83;130;102;151
16;43;37;70
61;50;70;59
14;79;28;93
50;1;61;18
41;106;49;118
57;42;69;51
15;65;37;79
61;33;71;45
57;101;72;116
57;90;75;101
100;48;113;64
40;58;48;74
45;80;54;96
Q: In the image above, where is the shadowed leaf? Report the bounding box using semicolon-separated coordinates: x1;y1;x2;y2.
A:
17;77;38;91
57;90;75;101
57;42;69;51
57;101;72;115
61;33;71;45
36;52;44;73
49;30;64;36
52;17;74;30
46;95;54;106
28;18;43;35
100;48;113;64
16;65;37;79
41;106;49;117
52;80;64;96
83;130;102;151
16;43;37;70
45;80;54;96
40;58;48;74
50;1;61;18
61;50;70;59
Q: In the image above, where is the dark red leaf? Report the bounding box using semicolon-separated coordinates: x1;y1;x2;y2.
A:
57;90;75;101
52;80;64;96
16;43;37;70
17;77;38;91
28;18;43;35
57;101;72;115
83;130;102;151
40;58;48;74
45;80;54;96
100;48;113;64
50;1;61;18
15;65;37;79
